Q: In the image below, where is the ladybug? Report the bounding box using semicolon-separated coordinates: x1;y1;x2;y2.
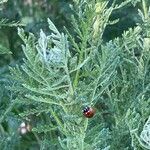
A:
83;106;95;118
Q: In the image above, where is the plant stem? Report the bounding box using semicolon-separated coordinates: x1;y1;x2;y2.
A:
0;124;5;134
65;63;74;96
73;50;83;88
0;102;15;124
33;132;41;148
142;0;148;19
49;107;66;133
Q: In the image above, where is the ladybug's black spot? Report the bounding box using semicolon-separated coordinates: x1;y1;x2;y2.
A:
83;106;90;113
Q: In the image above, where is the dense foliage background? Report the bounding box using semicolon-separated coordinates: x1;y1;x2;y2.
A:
0;0;150;150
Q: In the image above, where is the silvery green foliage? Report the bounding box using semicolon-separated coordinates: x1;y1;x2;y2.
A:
0;0;7;4
12;1;116;148
131;0;141;6
102;146;111;150
44;47;63;64
37;28;68;65
140;116;150;149
9;0;150;149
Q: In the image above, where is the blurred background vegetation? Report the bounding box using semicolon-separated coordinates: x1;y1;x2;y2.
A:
0;0;147;66
0;0;149;149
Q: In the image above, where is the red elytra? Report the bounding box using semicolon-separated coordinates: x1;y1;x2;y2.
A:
83;106;95;118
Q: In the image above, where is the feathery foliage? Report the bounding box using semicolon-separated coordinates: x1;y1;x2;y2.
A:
0;0;150;149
